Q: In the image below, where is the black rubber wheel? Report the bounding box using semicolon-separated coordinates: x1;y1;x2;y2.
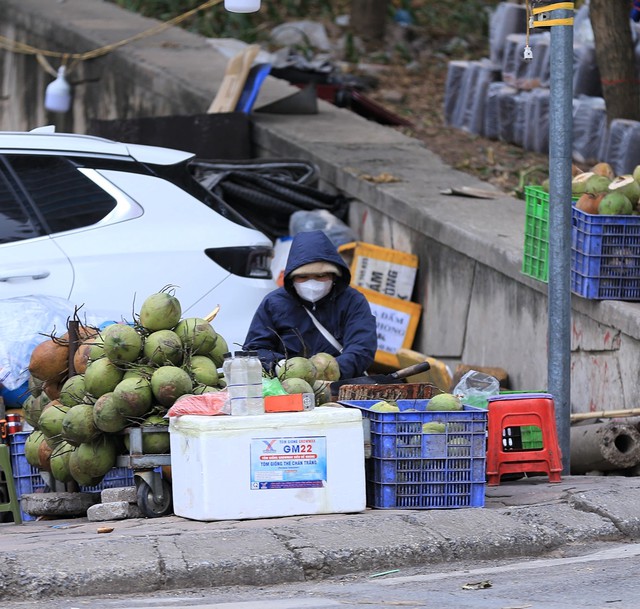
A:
136;478;172;518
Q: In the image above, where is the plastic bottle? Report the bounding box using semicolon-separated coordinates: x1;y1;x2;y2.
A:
246;351;264;415
229;351;249;416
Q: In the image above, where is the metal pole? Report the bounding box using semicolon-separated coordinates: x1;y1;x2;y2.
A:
546;7;574;474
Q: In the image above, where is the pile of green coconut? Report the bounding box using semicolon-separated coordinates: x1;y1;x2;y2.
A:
21;288;229;489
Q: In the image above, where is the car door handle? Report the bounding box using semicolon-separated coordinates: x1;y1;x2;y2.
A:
0;270;51;281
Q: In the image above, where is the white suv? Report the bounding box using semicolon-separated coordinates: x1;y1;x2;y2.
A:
0;129;275;349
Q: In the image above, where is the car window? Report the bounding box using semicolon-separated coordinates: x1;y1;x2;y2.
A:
5;155;118;235
0;169;42;244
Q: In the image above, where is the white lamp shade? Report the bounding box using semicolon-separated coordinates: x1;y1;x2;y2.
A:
224;0;260;13
44;67;72;113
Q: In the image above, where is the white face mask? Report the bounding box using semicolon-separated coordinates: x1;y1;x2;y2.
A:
294;279;333;303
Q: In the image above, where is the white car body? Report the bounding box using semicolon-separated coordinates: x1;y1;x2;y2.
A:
0;129;275;349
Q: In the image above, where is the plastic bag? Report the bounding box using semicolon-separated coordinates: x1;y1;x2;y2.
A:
167;391;230;417
0;295;108;391
289;209;358;248
453;370;500;409
263;377;288;397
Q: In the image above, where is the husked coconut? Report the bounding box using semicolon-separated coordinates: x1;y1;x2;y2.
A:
571;172;594;195
590;162;615;180
608;174;640;205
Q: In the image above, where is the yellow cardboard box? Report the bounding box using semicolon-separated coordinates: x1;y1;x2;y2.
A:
354;286;422;368
338;242;418;301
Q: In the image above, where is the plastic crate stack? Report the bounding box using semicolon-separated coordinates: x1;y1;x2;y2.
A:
8;432;134;521
522;185;640;300
342;400;487;509
445;1;640;170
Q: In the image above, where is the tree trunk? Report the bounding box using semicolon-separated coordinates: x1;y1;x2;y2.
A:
350;0;388;50
590;0;640;123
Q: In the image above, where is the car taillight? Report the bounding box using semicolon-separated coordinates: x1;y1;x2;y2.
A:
205;246;273;279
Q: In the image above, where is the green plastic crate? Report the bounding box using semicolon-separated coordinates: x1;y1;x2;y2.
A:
521;185;578;283
522;186;551;282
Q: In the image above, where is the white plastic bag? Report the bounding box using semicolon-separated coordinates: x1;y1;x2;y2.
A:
453;370;500;409
0;295;106;391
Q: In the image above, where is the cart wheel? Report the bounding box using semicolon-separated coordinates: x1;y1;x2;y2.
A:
136;478;173;518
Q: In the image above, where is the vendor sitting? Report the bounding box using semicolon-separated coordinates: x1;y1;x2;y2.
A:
243;230;377;379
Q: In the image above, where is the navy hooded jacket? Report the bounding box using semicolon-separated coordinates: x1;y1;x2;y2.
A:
243;230;377;379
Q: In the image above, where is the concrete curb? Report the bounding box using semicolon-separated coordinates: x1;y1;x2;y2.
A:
1;476;640;601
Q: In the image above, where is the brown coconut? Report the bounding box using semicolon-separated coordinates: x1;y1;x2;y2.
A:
42;378;65;401
576;192;605;215
29;339;69;383
73;341;93;375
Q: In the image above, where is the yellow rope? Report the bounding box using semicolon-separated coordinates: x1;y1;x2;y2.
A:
533;17;574;27
0;0;223;70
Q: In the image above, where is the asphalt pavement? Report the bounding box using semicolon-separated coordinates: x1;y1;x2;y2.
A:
2;474;640;602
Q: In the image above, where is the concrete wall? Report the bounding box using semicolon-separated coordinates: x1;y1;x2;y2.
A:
2;0;640;414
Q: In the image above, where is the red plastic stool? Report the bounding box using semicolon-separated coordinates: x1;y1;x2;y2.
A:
486;393;563;486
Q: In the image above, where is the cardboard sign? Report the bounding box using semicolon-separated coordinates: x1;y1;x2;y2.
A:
355;286;422;368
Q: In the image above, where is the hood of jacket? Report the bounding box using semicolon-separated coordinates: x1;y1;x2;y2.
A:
283;230;351;297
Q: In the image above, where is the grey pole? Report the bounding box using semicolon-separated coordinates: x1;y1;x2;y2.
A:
545;6;574;474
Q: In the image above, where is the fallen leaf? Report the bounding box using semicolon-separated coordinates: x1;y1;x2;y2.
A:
97;527;114;534
462;580;492;590
360;172;401;183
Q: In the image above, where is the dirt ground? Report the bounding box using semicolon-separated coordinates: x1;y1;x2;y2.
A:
362;56;565;197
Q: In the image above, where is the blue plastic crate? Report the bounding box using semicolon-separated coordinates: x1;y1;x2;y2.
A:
341;400;487;509
571;207;640;300
8;431;135;521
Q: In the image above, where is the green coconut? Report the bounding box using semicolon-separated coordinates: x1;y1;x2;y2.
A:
139;291;182;332
309;352;340;382
87;333;106;361
93;391;130;433
369;401;400;412
28;374;44;398
313;379;332;405
426;393;463;411
23;393;51;429
84;357;125;398
207;333;228;367
122;365;156;382
69;436;117;480
150;366;193;407
38;401;70;440
143;329;183;366
61;403;101;446
173;317;217;355
192;384;220;394
422;421;446;433
50;441;76;483
608;175;640;205
276;357;318;385
58;374;87;408
24;430;47;468
124;415;170;454
102;323;143;363
599;191;633;215
584;174;611;195
280;377;314;395
112;376;153;419
188;355;220;386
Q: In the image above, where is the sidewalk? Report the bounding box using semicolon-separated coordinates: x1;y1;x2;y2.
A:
2;475;640;602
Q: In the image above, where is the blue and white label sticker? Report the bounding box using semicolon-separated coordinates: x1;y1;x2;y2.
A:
250;436;327;490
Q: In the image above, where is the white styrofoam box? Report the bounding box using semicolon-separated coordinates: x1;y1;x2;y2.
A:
169;408;366;521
